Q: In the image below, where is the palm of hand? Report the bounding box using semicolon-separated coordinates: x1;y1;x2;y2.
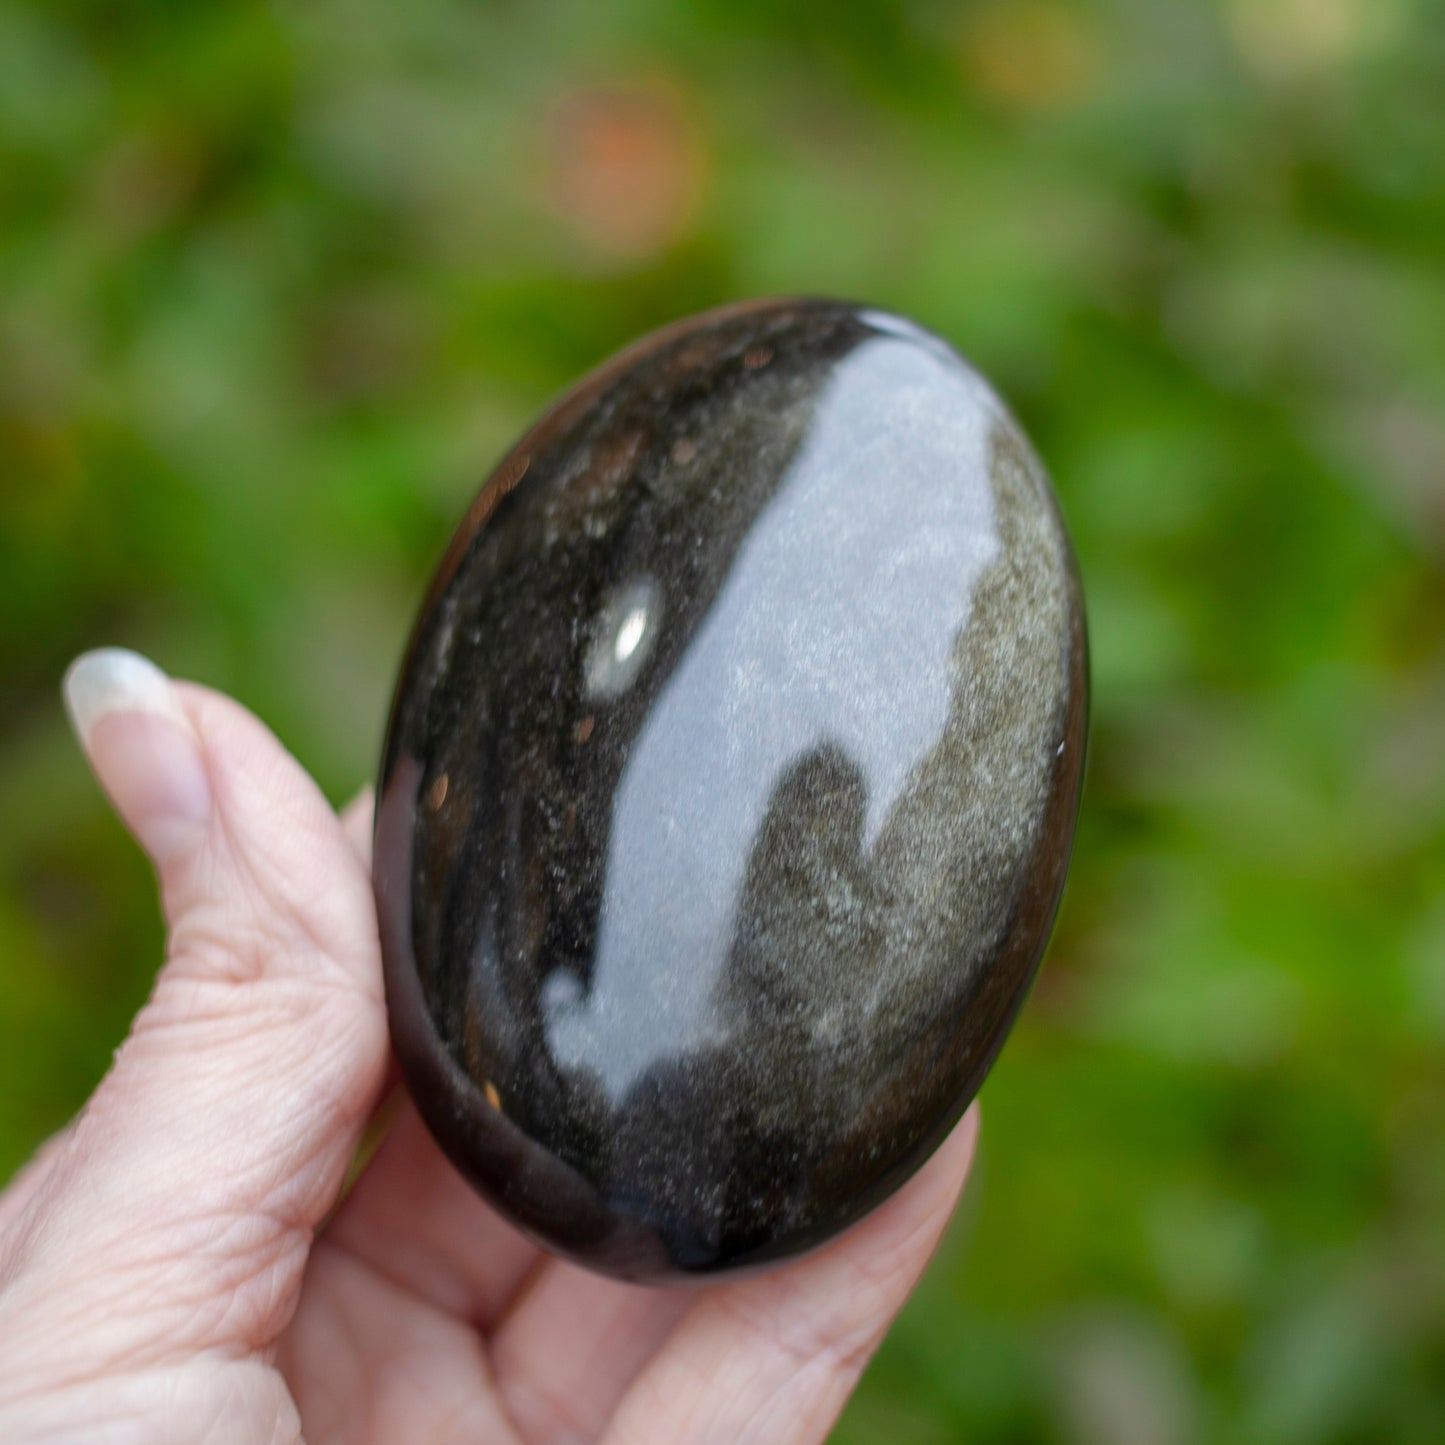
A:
0;665;975;1444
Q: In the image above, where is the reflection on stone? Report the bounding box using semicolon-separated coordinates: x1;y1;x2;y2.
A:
374;298;1087;1280
585;576;659;701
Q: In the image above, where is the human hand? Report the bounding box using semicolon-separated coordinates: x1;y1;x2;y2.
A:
0;649;978;1444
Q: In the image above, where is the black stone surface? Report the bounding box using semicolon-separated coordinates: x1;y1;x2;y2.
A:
374;298;1087;1281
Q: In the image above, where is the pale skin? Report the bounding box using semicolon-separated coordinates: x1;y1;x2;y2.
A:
0;651;978;1444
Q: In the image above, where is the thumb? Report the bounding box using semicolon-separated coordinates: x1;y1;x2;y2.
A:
2;650;388;1367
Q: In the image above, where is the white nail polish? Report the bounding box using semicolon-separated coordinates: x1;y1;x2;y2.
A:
62;648;193;752
62;648;213;851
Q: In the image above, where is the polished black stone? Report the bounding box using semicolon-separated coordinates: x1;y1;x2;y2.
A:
374;299;1086;1281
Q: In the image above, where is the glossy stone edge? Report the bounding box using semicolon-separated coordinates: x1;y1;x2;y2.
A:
373;297;1089;1282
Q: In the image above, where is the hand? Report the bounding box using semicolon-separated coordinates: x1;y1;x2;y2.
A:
0;649;978;1444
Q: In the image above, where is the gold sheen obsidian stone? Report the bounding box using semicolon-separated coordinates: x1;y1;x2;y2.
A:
374;298;1086;1281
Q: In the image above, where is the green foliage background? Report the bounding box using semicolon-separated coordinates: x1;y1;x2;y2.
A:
2;0;1443;1438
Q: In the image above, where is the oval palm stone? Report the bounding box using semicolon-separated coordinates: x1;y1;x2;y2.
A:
374;299;1086;1280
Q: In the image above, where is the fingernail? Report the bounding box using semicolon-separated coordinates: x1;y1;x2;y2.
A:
63;649;212;855
63;649;189;746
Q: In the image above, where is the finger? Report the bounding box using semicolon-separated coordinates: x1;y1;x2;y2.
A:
323;1104;542;1330
491;1261;692;1444
603;1107;980;1445
326;785;392;1203
1;650;388;1366
2;781;379;1292
341;785;375;867
338;786;406;1105
0;1129;72;1243
280;1241;525;1445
